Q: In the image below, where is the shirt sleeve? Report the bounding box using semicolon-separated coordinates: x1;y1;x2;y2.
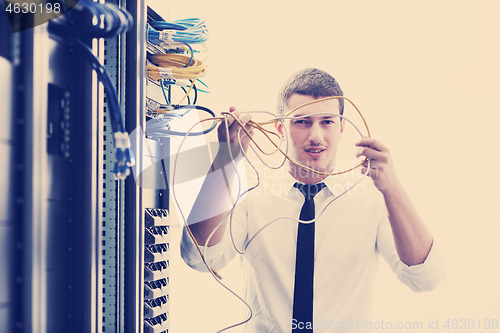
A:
376;216;445;292
179;226;236;273
180;197;249;273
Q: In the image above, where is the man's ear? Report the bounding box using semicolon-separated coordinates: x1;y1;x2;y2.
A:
275;121;284;138
339;118;345;140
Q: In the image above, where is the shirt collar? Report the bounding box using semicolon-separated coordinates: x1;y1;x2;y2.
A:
282;170;332;198
283;168;356;199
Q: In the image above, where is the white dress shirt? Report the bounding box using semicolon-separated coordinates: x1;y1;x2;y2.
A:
180;171;444;332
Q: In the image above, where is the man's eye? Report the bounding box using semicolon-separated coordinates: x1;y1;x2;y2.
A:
323;120;334;124
294;119;308;124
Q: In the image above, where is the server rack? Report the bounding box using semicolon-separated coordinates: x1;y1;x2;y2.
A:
0;5;21;332
0;0;184;331
0;5;98;332
125;3;172;333
0;4;99;332
0;0;173;332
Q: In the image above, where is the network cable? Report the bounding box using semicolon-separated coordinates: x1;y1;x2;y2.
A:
170;96;371;332
49;0;135;179
168;78;209;93
159;79;206;105
147;18;209;45
145;104;217;138
147;52;208;81
150;18;206;31
50;0;133;39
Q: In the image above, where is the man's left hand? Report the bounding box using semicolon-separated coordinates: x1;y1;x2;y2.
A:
355;138;400;193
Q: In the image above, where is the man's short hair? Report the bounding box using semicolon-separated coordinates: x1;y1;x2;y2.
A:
277;68;344;117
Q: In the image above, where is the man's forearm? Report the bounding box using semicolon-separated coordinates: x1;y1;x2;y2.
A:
383;182;433;266
186;150;243;247
184;106;253;247
189;211;229;247
355;138;434;266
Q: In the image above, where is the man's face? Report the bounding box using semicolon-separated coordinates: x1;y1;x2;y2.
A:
280;94;343;180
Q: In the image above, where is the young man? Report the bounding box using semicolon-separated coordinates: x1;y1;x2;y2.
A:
181;68;444;332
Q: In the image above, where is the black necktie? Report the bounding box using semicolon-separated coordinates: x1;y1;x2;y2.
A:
292;182;326;332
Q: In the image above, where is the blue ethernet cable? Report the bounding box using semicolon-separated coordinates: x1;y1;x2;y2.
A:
150;18;205;31
73;39;135;179
49;0;135;179
51;0;133;39
147;19;209;45
194;79;210;94
160;80;171;105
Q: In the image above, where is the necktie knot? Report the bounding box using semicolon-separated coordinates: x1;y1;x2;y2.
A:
294;182;326;201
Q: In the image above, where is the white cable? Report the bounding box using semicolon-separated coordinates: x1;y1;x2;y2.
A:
243;160;370;250
171;110;370;332
171;116;253;332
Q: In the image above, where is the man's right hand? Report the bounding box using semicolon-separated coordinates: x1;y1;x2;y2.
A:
217;106;255;155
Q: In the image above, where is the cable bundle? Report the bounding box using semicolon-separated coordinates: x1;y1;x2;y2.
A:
148;18;209;45
49;0;135;180
49;0;134;39
147;54;208;81
145;105;217;139
146;17;211;125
